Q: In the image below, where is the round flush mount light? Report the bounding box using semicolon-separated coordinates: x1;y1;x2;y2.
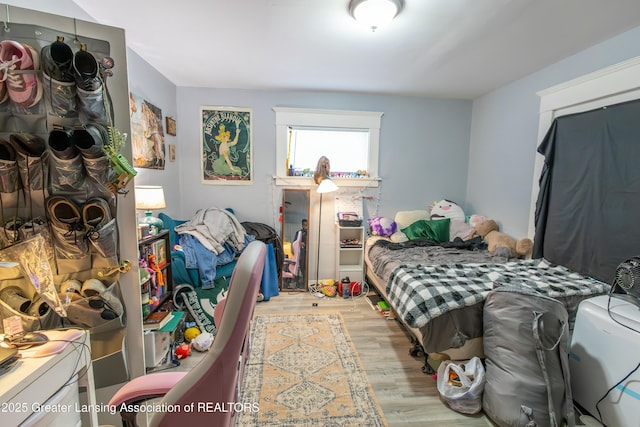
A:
349;0;404;32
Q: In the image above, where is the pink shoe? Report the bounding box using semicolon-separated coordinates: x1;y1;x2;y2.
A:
0;40;42;109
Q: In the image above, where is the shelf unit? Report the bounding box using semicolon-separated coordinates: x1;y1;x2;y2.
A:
138;230;173;318
336;225;364;283
144;311;185;371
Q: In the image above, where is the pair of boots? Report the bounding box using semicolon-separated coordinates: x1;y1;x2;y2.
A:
40;37;113;123
47;195;118;274
0;133;49;220
48;122;115;200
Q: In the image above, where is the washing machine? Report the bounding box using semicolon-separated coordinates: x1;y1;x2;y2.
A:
569;295;640;427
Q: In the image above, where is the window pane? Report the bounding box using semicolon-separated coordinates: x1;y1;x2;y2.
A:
289;128;368;175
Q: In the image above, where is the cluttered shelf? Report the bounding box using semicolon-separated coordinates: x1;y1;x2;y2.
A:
139;230;173;318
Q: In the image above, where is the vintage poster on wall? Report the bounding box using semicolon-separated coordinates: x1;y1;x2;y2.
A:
129;92;166;169
200;106;252;184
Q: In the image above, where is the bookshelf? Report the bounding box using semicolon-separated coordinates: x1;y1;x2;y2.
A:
139;230;173;318
335;225;364;283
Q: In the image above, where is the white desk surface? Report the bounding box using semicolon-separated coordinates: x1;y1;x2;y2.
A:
0;329;98;427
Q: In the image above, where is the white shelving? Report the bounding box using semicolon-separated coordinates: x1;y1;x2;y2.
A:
336;225;364;283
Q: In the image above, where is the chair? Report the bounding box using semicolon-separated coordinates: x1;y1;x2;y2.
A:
108;240;266;427
281;230;302;288
158;212;238;287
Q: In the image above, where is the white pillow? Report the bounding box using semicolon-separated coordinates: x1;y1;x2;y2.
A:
394;210;431;230
390;231;409;243
366;236;390;246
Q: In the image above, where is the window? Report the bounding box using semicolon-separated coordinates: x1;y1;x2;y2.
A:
288;128;369;177
274;107;382;187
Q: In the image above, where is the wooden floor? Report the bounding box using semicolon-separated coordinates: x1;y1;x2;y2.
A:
254;290;493;427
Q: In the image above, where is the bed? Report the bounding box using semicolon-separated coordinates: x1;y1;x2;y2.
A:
364;210;611;373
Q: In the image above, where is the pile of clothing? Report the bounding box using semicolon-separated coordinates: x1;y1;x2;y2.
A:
175;208;254;289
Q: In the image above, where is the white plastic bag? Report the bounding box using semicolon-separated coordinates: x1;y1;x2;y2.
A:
436;356;486;414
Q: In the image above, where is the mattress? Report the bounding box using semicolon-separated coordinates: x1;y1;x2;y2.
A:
364;242;488;360
365;256;485;362
365;239;610;357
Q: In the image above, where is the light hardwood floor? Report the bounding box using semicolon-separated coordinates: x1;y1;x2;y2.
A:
253;290;493;427
97;290;494;426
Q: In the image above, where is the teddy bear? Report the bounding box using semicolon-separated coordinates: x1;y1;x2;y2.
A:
474;218;533;259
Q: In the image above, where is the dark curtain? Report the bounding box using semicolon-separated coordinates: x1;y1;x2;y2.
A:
533;99;640;283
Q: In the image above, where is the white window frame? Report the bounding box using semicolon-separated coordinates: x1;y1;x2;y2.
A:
273;107;383;187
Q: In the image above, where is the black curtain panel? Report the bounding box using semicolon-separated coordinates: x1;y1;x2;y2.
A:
533;99;640;283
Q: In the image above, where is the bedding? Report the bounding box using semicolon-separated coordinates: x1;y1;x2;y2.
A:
368;237;492;281
366;238;499;357
365;237;610;359
387;259;610;330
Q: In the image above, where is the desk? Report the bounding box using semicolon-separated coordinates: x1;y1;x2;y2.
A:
0;329;98;427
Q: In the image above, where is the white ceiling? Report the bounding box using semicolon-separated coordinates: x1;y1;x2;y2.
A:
71;0;640;99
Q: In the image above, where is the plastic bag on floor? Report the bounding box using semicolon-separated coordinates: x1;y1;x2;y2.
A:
436;356;486;414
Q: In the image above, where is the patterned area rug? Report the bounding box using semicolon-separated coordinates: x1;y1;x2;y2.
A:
237;312;388;426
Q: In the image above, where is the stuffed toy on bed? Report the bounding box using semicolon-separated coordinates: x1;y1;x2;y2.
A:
429;199;475;241
429;199;466;222
474;218;533;259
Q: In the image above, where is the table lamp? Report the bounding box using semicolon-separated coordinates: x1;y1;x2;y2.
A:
135;185;166;235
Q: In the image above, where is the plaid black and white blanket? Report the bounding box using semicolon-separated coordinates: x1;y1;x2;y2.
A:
386;258;610;329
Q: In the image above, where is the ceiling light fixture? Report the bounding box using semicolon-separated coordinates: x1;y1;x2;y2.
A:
349;0;404;32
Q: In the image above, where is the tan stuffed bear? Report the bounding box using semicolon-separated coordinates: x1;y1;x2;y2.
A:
474;219;533;259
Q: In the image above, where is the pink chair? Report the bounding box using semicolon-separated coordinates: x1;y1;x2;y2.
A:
108;240;266;427
282;231;302;287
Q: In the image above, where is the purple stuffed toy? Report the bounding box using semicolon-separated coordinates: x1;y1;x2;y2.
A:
368;216;397;237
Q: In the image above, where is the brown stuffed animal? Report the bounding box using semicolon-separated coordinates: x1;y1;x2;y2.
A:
474;219;533;259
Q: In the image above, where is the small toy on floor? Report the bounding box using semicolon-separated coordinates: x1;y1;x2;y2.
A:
175;343;191;359
184;327;201;343
191;332;214;352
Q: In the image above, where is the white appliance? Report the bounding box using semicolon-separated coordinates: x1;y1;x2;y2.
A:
569;295;640;427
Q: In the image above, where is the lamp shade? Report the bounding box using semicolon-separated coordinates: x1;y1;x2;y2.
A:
135;186;166;210
135;186;166;234
349;0;403;31
317;178;338;194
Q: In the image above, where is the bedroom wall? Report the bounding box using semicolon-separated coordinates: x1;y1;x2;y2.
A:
176;90;471;280
466;24;640;238
175;88;473;226
126;50;181;219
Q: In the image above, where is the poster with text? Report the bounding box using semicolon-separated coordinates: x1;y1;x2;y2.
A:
200;106;252;184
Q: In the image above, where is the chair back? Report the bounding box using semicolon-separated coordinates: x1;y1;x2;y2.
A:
151;240;266;427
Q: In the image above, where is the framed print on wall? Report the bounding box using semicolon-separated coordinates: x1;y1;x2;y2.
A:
166;116;176;136
129;92;166;169
200;106;253;184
